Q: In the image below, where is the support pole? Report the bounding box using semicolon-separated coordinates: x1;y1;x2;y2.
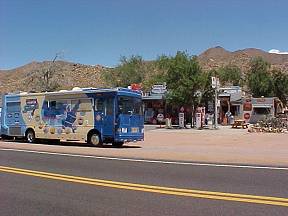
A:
214;83;218;129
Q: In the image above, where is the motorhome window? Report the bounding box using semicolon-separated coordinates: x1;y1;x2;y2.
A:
95;98;104;112
50;101;56;108
56;100;68;110
72;99;92;112
80;99;92;112
106;98;114;115
7;102;21;112
48;101;67;115
43;100;49;108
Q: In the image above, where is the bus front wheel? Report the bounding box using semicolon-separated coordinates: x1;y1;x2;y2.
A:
88;133;102;147
26;129;35;143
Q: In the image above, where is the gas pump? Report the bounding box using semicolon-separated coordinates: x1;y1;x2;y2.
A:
195;107;205;129
179;106;185;128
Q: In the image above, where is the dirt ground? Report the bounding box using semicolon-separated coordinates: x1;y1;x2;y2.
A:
0;126;287;167
141;126;288;166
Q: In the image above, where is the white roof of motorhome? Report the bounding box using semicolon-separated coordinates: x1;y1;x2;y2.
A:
4;87;141;97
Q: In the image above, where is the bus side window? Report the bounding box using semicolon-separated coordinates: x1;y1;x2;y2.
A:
95;98;104;113
78;99;92;112
43;100;49;108
50;101;56;109
7;102;21;113
48;100;67;116
118;97;125;114
106;98;114;115
42;100;49;116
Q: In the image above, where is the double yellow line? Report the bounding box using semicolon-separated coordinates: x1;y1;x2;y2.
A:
1;165;288;207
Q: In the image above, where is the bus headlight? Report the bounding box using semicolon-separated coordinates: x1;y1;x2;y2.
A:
121;128;128;133
141;128;144;133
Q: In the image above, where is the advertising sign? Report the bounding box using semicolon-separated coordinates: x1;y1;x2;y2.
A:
157;113;164;122
23;98;39;112
252;98;273;105
211;77;216;88
243;102;252;111
151;84;167;94
244;113;251;120
211;77;220;89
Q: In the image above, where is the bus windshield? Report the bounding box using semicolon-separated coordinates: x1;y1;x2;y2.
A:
118;96;143;115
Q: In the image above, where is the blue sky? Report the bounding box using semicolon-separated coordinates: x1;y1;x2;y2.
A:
1;0;288;69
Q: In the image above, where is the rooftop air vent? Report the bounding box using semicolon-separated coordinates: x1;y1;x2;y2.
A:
72;87;82;91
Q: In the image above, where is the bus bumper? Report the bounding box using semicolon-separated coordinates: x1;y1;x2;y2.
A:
115;133;144;142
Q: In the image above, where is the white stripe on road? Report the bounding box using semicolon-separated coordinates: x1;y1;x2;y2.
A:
0;148;288;171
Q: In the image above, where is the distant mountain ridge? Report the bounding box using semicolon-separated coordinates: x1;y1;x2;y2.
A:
1;47;288;94
198;46;288;71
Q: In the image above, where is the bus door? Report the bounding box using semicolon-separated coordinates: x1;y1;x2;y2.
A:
4;101;23;136
94;97;115;138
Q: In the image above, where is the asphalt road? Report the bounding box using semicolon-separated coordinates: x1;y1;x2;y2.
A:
0;149;288;216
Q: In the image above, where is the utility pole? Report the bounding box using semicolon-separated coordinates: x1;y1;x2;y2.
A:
214;82;218;129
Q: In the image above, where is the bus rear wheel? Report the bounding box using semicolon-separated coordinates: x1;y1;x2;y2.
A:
88;133;102;147
26;130;35;143
112;141;124;148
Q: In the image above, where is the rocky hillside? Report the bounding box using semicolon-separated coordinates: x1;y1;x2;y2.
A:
1;47;288;94
198;46;288;72
0;61;106;94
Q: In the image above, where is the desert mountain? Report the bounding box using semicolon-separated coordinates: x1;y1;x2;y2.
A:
0;61;106;94
198;46;288;72
0;47;288;95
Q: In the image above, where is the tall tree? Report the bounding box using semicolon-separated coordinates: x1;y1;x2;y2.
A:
164;51;206;108
218;65;243;86
103;55;145;87
272;69;288;106
247;57;274;97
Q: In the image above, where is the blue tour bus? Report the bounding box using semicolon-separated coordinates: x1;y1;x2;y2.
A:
1;87;144;147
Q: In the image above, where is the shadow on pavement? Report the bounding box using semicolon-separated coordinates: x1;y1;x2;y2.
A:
2;138;142;149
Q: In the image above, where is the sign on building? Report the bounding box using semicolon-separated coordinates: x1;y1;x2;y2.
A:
211;77;220;89
151;84;167;94
157;113;164;122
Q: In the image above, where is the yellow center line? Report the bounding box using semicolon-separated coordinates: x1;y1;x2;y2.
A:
0;165;287;207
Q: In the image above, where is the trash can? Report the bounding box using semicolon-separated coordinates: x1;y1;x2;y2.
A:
229;115;234;125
